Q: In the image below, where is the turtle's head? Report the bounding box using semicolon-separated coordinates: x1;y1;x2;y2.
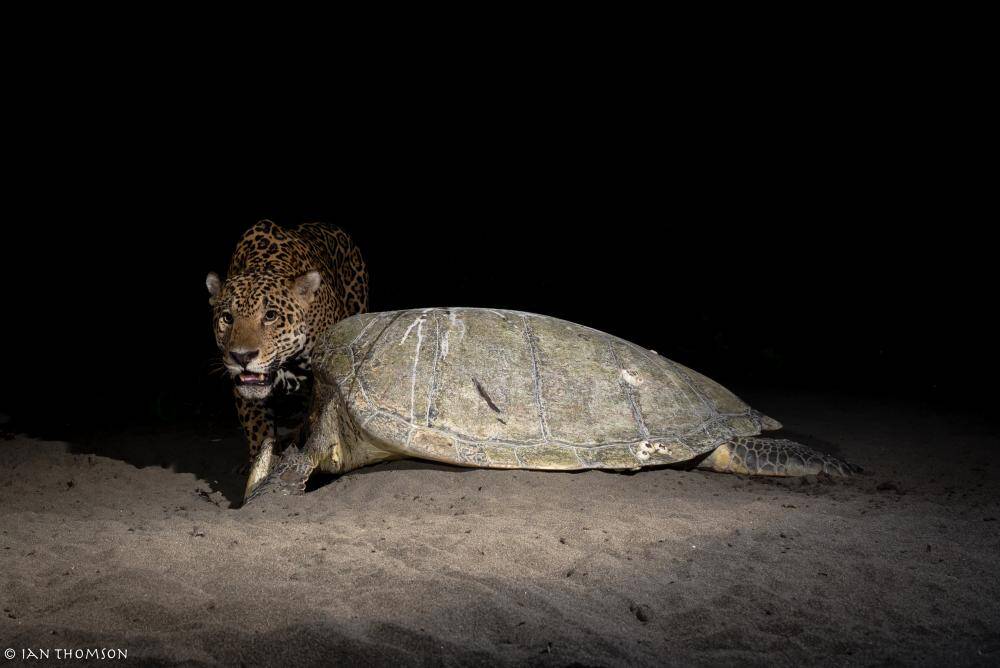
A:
206;270;322;399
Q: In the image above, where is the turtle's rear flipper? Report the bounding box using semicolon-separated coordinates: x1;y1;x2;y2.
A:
696;437;861;477
243;445;316;505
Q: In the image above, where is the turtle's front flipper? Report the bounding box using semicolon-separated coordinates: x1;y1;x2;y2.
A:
697;437;860;477
244;437;277;498
243;445;317;505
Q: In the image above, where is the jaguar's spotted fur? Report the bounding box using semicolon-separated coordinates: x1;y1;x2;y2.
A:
206;220;368;468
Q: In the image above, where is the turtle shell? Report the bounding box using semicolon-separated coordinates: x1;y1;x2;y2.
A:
311;308;779;470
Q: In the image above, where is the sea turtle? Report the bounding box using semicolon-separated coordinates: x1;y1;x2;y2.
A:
244;308;859;502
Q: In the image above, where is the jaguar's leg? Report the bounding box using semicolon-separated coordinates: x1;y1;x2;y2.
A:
233;388;275;475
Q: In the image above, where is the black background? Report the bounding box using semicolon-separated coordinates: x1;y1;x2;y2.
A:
1;78;993;434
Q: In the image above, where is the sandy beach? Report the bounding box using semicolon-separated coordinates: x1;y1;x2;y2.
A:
1;392;998;666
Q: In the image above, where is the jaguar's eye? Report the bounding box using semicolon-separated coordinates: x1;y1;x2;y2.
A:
264;309;278;322
220;312;234;325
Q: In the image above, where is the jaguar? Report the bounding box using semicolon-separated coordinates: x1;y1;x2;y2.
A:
206;220;368;469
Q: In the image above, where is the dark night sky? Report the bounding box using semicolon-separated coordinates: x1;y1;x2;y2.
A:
1;88;992;431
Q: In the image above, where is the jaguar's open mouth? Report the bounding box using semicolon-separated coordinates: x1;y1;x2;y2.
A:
234;371;275;387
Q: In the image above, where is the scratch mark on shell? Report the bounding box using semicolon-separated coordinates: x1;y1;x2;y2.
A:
425;314;442;426
349;315;381;347
609;341;650;440
521;315;550;440
449;310;466;342
408;315;426;423
399;309;430;345
472;377;502;414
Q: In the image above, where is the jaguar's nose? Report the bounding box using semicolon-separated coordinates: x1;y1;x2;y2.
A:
230;349;259;368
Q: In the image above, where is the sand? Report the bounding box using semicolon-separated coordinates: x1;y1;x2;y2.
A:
1;393;999;666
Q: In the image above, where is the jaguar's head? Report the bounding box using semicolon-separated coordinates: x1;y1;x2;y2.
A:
206;270;321;400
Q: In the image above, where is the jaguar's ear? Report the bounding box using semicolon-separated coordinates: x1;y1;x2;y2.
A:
206;272;222;305
294;271;322;305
